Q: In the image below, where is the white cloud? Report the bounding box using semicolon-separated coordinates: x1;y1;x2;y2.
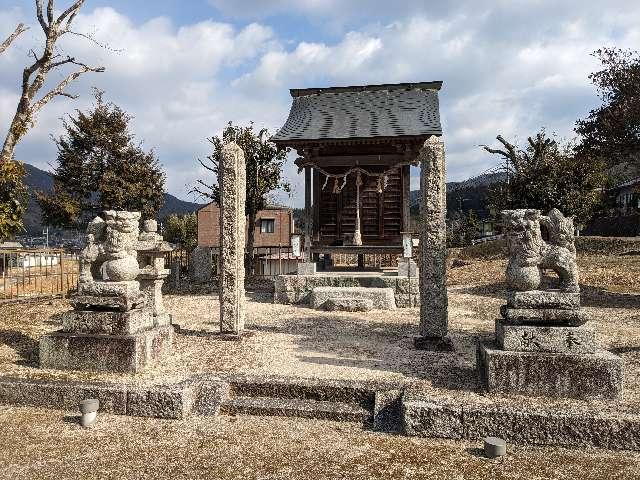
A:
0;0;638;208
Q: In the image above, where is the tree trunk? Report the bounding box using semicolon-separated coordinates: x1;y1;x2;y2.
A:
246;210;257;275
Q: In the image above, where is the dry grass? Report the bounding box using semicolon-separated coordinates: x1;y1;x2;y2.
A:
0;406;638;480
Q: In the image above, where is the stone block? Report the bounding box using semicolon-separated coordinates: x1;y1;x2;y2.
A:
127;379;196;419
323;298;373;312
461;404;640;450
495;320;596;354
373;389;403;432
296;262;317;275
500;305;587;326
70;294;144;312
397;258;418;277
39;325;174;373
396;277;419;294
507;290;580;309
194;380;231;416
477;342;623;400
310;287;396;310
77;280;140;298
189;246;213;283
402;395;463;439
61;308;154;335
0;377;127;414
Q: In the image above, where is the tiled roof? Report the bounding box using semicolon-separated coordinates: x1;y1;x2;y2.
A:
272;82;443;144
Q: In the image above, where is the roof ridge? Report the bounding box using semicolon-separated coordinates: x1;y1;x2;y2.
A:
290;81;443;98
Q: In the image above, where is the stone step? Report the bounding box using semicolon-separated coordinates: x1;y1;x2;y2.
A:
226;376;375;408
221;396;372;423
310;286;396;310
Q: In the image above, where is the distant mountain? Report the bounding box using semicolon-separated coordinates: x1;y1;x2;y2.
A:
410;172;506;219
22;163;202;234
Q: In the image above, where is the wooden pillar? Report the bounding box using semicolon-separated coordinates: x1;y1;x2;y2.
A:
304;166;312;260
402;164;411;232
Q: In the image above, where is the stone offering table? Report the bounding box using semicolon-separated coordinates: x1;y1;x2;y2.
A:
477;209;623;400
39;211;174;373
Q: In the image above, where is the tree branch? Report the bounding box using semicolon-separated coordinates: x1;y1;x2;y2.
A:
36;0;48;32
31;63;104;113
197;157;217;173
57;0;86;28
0;23;29;56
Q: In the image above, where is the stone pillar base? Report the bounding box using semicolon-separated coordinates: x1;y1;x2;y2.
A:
296;262;317;275
477;342;623;400
39;325;174;373
413;335;454;351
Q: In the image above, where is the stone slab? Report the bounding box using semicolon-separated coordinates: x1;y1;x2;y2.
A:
477;342;623;400
39;326;174;373
310;287;396;310
0;377;127;414
495;320;597;354
323;297;373;312
296;262;317;275
61;308;154;335
402;396;463;439
194;380;230;416
402;393;640;450
507;290;580;309
127;379;197;419
70;294;145;312
500;305;587;326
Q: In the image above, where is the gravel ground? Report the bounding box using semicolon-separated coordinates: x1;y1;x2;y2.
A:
0;405;639;480
0;254;639;413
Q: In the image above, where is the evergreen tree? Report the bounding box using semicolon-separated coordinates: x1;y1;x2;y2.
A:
164;213;198;250
37;91;165;228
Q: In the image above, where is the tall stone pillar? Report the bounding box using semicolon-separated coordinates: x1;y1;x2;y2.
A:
415;136;451;350
219;142;246;335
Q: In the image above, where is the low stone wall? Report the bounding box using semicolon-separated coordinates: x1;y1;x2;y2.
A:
402;392;640;451
575;236;640;255
274;274;420;308
2;373;640;450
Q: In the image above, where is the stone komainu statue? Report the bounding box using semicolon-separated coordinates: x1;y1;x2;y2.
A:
502;208;579;293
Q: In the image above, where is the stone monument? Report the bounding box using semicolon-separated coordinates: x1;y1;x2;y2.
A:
477;208;623;399
414;136;450;350
39;211;174;373
219;142;246;335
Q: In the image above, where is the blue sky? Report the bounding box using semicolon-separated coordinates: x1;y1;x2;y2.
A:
1;0;639;206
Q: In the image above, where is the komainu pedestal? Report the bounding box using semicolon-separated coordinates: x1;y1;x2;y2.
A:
477;208;623;400
39;211;174;373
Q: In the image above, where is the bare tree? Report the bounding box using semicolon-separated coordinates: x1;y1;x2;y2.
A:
0;0;105;163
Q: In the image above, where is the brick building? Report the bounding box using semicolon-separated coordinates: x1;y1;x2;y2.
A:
197;202;294;248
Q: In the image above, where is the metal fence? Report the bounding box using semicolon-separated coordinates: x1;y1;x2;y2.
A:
0;248;80;301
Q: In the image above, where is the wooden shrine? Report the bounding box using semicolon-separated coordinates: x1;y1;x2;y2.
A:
272;82;443;259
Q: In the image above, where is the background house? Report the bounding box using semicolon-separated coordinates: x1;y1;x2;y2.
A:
197;203;294;248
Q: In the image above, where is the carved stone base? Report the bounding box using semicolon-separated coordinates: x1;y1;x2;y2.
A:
61;308;154;335
39;325;174;373
500;305;587;326
495;320;596;354
72;281;144;312
477;342;623;400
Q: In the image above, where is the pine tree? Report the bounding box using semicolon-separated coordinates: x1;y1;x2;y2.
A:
37;90;165;228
